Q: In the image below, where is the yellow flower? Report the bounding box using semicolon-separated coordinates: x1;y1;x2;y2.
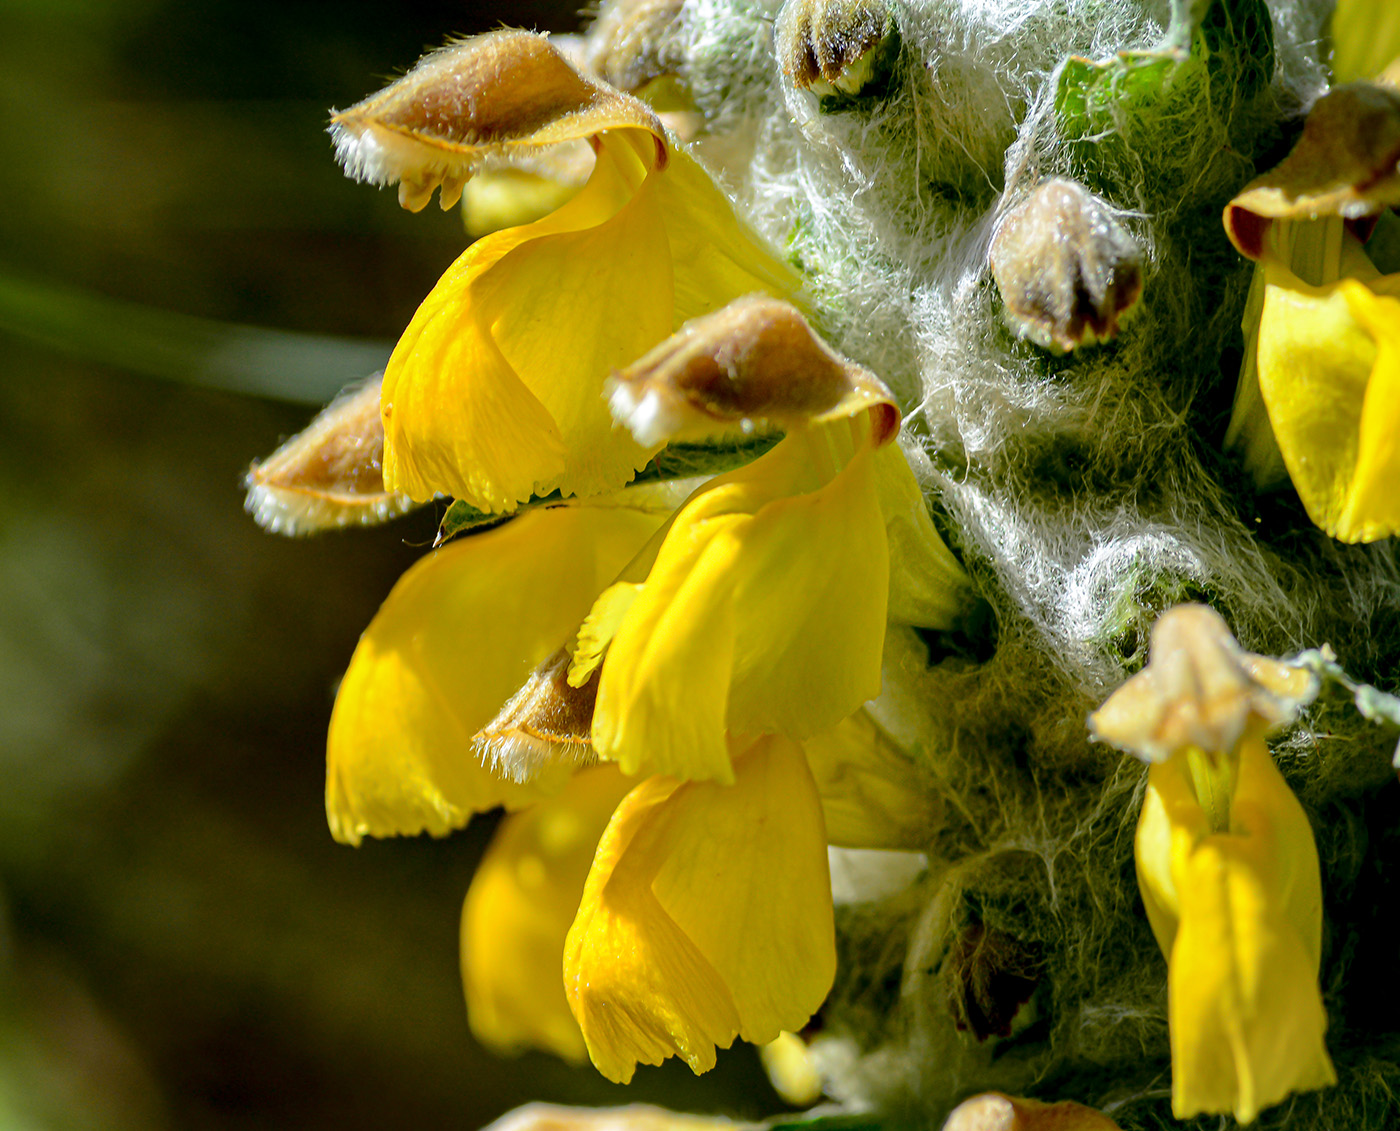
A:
1135;733;1335;1124
1091;605;1335;1124
564;734;836;1082
325;504;666;845
1223;82;1400;543
329;30;800;514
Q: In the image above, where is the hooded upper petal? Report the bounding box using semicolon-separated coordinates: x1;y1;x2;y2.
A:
326;506;663;844
563;734;835;1082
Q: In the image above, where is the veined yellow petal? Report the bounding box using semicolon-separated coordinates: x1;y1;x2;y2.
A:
1168;837;1335;1123
564;735;835;1082
593;424;889;782
1256;261;1400;542
471;135;671;501
380;134;664;510
326;507;663;844
803;711;941;850
1337;281;1400;541
655;149;804;325
461;764;635;1062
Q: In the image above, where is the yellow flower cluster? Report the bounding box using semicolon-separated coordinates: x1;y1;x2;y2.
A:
309;28;970;1084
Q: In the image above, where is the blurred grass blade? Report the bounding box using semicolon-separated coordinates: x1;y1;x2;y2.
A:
0;269;392;405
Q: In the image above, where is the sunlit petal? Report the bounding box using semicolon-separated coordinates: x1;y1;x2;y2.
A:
564;735;835;1082
326;507;663;844
461;765;635;1061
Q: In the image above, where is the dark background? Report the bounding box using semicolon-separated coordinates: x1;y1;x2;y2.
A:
0;2;781;1126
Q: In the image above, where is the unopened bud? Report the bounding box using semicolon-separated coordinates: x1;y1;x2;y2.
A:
776;0;898;96
990;178;1142;353
244;373;417;535
1089;604;1318;764
607;294;900;447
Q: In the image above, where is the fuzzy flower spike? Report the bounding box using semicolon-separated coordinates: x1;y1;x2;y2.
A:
1090;604;1335;1124
1223;77;1400;543
330;29;801;513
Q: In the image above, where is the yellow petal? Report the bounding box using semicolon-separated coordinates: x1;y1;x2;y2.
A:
326;506;662;844
655;150;804;326
1336;281;1400;540
1136;736;1335;1123
1168;836;1335;1123
1256;262;1400;542
1330;0;1400;85
873;444;971;628
381;136;666;510
803;711;941;850
461;764;635;1061
593;422;890;782
564;735;835;1082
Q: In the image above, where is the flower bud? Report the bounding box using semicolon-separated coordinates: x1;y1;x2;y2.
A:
244;372;417;535
776;0;898;96
607;294;900;447
585;0;686;94
990;178;1142;353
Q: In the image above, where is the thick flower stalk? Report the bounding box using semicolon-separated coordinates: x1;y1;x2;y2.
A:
242;0;1400;1128
1091;605;1335;1123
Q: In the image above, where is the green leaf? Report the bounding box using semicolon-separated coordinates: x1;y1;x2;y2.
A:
434;433;783;545
1053;0;1274;195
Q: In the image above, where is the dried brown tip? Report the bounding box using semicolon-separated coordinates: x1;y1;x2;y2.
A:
607;294;900;447
330;29;663;212
473;649;600;783
586;0;686;94
1088;604;1319;764
244;373;418;536
776;0;895;93
1225;82;1400;258
990;177;1143;354
941;1093;1121;1131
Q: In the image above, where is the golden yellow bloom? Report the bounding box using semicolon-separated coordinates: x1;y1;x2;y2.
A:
564;734;836;1083
1135;734;1335;1123
1091;605;1335;1124
331;30;800;513
1224;82;1400;543
325;505;665;845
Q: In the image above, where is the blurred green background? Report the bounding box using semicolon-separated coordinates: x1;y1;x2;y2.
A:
0;2;782;1126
